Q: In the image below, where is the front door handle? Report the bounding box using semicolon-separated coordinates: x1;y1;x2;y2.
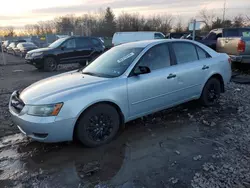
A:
202;65;209;70
167;73;176;79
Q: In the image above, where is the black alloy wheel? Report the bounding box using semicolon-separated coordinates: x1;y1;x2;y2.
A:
76;104;120;147
200;78;221;106
44;57;57;72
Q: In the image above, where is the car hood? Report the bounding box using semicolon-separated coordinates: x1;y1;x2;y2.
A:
20;71;110;104
28;47;51;54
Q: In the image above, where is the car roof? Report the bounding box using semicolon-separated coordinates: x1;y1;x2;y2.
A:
117;39;218;57
116;39;197;48
116;40;167;48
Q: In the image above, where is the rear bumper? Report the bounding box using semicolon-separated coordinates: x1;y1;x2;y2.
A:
230;55;250;63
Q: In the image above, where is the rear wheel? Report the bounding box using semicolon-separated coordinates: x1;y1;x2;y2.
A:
44;57;57;72
200;78;221;106
76;104;120;147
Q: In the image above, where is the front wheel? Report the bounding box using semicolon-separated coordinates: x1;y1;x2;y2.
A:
200;78;221;106
76;104;120;147
35;64;44;70
44;57;57;72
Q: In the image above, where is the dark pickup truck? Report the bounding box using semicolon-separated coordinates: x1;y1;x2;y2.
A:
217;28;250;63
197;28;223;50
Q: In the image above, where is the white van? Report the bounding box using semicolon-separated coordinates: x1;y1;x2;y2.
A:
112;32;165;46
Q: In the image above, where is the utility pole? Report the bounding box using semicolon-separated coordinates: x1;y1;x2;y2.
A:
1;37;6;65
192;19;196;41
222;0;226;25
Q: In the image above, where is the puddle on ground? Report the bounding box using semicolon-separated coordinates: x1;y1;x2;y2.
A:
0;105;205;187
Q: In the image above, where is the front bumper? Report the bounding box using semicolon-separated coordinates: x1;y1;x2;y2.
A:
230;55;250;63
9;92;76;143
25;56;44;66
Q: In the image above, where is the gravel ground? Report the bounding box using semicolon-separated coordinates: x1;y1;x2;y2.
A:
1;54;250;188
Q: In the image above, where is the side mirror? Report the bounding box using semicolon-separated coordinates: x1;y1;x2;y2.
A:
134;66;151;75
61;46;65;50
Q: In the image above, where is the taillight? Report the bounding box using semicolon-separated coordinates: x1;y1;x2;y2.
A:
237;40;245;53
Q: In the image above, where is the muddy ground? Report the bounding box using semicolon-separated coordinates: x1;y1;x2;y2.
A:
1;54;250;188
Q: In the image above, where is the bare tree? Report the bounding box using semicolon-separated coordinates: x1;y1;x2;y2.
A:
175;16;183;32
24;24;35;35
198;8;216;31
54;15;75;35
233;15;245;27
159;15;173;33
38;21;55;34
3;26;15;37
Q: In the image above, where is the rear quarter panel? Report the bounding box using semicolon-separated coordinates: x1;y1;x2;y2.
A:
205;53;231;88
194;41;231;92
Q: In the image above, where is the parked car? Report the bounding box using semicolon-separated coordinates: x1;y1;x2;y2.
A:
198;28;223;50
217;27;250;63
112;32;165;46
14;42;38;57
6;40;26;55
25;36;105;71
2;40;12;52
9;39;231;147
7;42;17;55
165;32;190;39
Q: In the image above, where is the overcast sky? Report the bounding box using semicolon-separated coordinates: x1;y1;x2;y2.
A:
0;0;249;27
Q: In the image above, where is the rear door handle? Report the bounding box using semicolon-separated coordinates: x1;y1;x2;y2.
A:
167;73;176;79
202;65;209;70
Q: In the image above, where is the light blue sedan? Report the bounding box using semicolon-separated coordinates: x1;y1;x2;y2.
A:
9;39;231;147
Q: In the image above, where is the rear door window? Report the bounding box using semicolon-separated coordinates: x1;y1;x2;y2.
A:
76;38;91;48
172;42;198;64
196;46;209;60
63;39;76;49
223;29;242;37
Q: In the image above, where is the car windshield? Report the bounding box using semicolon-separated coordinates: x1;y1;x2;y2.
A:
49;38;68;48
82;46;143;78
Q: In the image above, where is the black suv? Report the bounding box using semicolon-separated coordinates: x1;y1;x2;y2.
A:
25;36;105;71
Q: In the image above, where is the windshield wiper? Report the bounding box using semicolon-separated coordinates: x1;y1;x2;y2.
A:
82;72;98;76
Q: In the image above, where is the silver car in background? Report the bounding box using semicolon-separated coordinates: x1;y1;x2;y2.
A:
9;39;231;147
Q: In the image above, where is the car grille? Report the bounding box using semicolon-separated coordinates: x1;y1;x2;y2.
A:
10;92;25;114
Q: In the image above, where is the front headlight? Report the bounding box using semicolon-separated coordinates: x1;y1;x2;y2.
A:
27;103;63;117
31;52;43;57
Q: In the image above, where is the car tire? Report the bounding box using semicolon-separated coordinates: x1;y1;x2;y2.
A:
76;103;120;147
200;78;221;106
44;57;57;72
35;64;44;70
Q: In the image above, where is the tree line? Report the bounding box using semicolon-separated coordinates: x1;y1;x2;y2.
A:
1;7;249;37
